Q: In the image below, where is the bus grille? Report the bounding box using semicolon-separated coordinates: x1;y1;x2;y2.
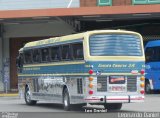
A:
96;76;137;92
97;76;107;92
77;78;83;94
127;76;137;92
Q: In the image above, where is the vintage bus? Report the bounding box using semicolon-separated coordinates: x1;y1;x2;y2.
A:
17;30;145;111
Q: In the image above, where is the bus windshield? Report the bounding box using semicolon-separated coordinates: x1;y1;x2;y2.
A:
89;34;142;56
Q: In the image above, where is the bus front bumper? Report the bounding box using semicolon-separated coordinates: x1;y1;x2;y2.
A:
84;95;144;104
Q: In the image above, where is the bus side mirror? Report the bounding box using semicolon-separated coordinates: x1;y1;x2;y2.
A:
16;55;23;70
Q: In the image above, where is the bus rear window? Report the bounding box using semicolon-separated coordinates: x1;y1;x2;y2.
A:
89;34;142;56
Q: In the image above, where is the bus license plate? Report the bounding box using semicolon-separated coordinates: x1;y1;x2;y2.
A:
111;86;123;91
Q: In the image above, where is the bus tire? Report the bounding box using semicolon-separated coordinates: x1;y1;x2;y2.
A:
104;103;122;111
72;103;86;110
63;88;71;111
145;81;151;94
24;87;37;105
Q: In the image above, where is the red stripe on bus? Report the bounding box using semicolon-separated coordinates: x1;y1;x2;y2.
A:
84;98;144;101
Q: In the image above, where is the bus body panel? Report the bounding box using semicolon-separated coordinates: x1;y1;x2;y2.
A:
18;60;145;104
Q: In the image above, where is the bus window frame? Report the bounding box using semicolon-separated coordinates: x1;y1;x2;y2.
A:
71;42;84;60
24;50;33;64
41;47;50;63
50;45;61;62
61;44;72;61
32;49;41;63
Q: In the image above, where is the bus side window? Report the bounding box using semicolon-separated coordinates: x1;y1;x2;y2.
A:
24;50;32;64
145;47;158;62
50;46;60;61
62;45;71;60
33;49;41;63
72;42;84;60
41;48;50;62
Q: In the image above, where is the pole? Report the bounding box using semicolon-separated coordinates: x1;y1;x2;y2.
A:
0;24;4;92
1;24;7;93
5;82;7;94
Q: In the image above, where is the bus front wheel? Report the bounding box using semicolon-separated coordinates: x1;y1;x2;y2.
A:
24;87;37;105
104;103;122;111
63;88;71;111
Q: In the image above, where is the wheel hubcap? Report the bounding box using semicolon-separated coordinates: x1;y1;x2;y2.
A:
64;94;68;107
26;91;31;102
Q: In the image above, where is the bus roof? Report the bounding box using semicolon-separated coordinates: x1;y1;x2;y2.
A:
19;48;23;52
23;32;85;49
145;40;160;48
22;30;141;50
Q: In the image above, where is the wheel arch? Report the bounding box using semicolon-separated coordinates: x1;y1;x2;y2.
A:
62;84;71;102
145;77;153;94
62;85;70;95
25;83;31;91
